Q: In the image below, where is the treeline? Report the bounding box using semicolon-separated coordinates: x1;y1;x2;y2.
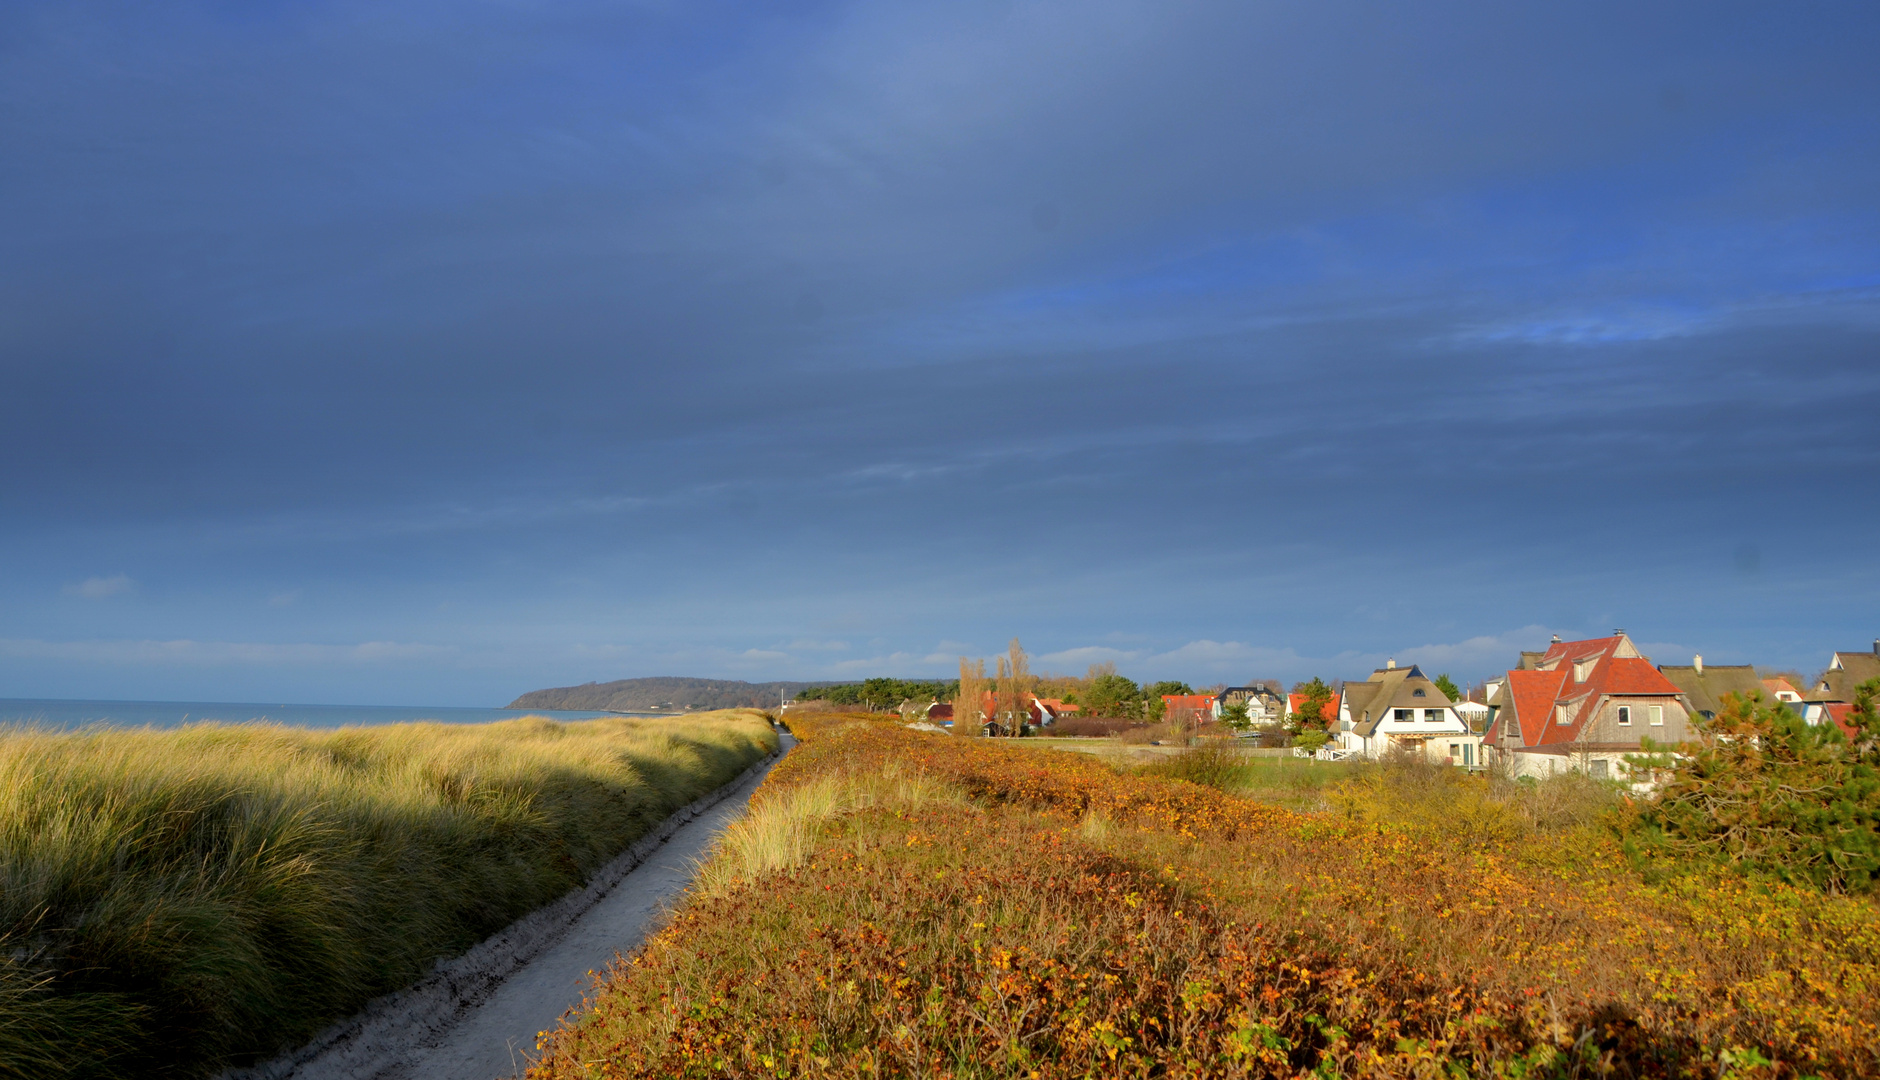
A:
794;678;959;708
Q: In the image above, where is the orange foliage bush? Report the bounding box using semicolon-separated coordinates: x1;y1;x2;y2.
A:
531;714;1880;1079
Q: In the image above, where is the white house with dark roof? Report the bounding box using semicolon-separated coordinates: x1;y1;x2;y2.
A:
1331;661;1471;761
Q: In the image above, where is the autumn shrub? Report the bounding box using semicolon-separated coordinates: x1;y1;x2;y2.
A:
1628;684;1880;894
1139;742;1257;790
1325;754;1618;842
535;714;1880;1079
0;712;777;1080
1045;716;1139;738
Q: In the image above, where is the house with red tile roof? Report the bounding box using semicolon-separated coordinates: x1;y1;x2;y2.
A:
1161;694;1216;727
1286;691;1338;726
1029;697;1079;725
1330;661;1472;762
1820;702;1860;742
1483;630;1691;780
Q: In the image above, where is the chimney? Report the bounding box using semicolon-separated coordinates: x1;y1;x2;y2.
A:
1386;658;1396;670
1550;634;1561;644
1873;638;1878;655
1694;654;1704;675
1613;628;1625;638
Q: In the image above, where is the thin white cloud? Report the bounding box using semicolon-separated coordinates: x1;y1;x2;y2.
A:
64;574;134;599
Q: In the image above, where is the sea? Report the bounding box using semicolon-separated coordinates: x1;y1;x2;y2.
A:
0;698;650;732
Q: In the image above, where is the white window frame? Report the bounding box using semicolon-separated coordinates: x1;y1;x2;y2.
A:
1649;704;1664;726
1617;705;1631;726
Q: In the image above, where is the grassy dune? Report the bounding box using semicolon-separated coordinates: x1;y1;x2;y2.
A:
534;714;1879;1079
0;710;777;1079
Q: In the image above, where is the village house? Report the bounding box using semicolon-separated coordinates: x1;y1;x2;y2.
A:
1214;684;1285;725
1483;630;1691;781
1286;690;1338;728
1762;677;1805;704
1161;694;1217;728
929;694;1075;735
1029;697;1078;726
1658;654;1767;720
1801;642;1880;727
1331;661;1473;763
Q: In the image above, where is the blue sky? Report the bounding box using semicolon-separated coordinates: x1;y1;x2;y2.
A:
2;0;1877;705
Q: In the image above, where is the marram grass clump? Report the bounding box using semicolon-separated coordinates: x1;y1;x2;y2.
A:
0;710;777;1080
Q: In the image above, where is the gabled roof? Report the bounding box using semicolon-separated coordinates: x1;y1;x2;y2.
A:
1218;685;1283;708
1340;680;1383;726
1658;664;1764;717
1763;677;1802;698
1162;694;1215;714
1492;633;1680;748
1339;668;1452;736
1808;651;1880;703
1499;668;1568;746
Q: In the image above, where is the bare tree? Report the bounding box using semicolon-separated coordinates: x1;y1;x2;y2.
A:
956;657;986;737
1002;638;1033;734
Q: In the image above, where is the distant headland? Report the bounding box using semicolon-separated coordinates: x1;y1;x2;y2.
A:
507;676;836;712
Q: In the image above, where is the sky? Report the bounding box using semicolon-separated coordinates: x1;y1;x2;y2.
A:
2;0;1877;705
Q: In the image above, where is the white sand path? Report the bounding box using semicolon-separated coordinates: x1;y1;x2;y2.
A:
227;733;793;1080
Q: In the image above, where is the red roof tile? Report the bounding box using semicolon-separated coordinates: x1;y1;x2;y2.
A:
1825;703;1857;741
1503;668;1568;746
1287;693;1338;722
1497;636;1687;747
1600;657;1683;695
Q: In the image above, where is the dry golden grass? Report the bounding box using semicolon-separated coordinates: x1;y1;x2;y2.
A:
0;710;776;1079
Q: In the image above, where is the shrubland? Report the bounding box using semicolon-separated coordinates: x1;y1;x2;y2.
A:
0;711;777;1079
534;713;1880;1079
1627;682;1880;894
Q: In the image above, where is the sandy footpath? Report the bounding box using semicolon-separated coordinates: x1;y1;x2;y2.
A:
225;733;793;1080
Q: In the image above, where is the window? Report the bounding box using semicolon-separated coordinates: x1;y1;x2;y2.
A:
1589;759;1609;779
1573;660;1595;682
1425;709;1442;722
1650;705;1664;726
1412;688;1426;697
1556;705;1571;725
1617;706;1631;726
1448;742;1460;757
1394;709;1411;721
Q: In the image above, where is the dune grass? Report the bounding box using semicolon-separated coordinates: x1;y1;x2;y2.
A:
0;710;777;1079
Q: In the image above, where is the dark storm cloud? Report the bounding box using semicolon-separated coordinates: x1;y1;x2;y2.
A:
1;0;1877;701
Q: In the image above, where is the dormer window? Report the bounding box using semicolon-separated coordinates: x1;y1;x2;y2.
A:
1573;660;1595;683
1412;688;1426;697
